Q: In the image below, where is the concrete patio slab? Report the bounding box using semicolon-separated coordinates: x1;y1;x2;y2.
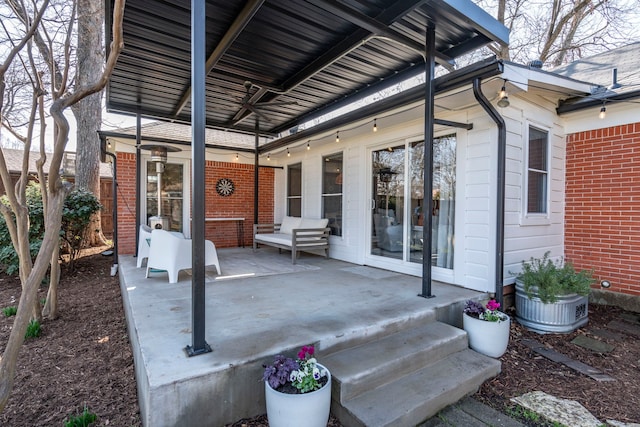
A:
119;247;484;426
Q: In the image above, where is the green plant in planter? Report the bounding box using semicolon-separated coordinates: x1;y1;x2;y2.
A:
517;251;593;304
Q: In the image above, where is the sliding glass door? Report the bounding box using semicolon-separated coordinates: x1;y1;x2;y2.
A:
369;135;456;270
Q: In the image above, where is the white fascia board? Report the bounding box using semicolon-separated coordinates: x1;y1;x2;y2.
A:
501;63;594;97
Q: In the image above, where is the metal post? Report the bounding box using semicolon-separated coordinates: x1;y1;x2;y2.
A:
254;118;260;226
186;0;211;356
134;113;141;257
419;24;436;299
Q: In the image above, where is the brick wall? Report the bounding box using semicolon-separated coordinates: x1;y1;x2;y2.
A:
565;122;640;296
116;153;274;255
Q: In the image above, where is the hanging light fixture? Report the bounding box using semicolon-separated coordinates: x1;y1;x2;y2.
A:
306;140;310;150
497;80;510;108
599;103;606;119
267;153;270;161
373;118;378;132
287;148;291;157
235;153;239;161
336;131;340;143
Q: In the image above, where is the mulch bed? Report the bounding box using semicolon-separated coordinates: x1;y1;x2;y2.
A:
0;248;638;426
0;247;140;426
474;303;640;425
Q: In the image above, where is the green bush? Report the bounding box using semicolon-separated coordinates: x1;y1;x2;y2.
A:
25;319;41;338
64;406;97;427
0;183;45;275
2;306;17;317
516;251;593;303
60;188;102;270
0;182;101;275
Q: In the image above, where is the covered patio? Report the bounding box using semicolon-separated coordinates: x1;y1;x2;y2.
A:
119;247;497;426
104;1;509;425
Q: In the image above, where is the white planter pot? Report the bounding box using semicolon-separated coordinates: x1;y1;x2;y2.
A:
515;279;589;333
463;312;510;358
265;363;331;427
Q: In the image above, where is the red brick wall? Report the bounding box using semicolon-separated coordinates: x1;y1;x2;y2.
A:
565;122;640;296
116;153;137;255
116;153;274;255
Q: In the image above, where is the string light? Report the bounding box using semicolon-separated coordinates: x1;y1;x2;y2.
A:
267;153;270;161
336;131;340;143
373;118;378;132
497;80;510;108
599;104;606;119
307;140;310;150
287;148;291;157
235;153;239;161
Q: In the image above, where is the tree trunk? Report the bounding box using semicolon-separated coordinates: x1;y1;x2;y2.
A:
0;191;66;412
42;245;61;320
73;0;106;247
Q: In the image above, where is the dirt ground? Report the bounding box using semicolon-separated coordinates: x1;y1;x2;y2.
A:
0;248;638;426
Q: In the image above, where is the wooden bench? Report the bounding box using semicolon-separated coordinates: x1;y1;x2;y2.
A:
253;216;330;264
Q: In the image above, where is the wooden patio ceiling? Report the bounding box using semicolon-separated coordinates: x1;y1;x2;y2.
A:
104;0;508;139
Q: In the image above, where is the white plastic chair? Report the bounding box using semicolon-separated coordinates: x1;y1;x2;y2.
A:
145;229;221;283
136;224;153;268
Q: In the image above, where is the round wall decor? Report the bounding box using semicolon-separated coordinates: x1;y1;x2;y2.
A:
216;178;235;196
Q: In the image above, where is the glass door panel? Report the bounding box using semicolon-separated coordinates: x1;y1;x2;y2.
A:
432;134;456;269
371;145;405;259
146;161;184;232
409;141;425;263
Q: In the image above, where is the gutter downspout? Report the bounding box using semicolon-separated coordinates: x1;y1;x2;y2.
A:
105;151;118;276
472;78;505;308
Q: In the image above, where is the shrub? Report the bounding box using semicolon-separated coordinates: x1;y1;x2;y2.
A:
0;183;101;275
516;252;593;303
25;319;41;338
64;406;97;427
60;188;102;271
0;183;45;275
2;306;17;317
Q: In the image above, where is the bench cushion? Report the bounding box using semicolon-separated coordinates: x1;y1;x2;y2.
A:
299;218;329;230
254;233;291;245
280;216;302;235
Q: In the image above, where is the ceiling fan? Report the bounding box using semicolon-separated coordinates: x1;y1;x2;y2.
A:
231;80;298;125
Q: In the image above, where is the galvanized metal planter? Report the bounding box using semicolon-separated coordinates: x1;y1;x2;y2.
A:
515;280;589;334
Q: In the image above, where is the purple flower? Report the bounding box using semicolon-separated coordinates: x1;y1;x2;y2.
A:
463;300;485;318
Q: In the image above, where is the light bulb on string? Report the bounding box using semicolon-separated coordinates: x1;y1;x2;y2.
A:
497;80;510;108
307;141;310;150
336;131;340;143
287;148;290;157
599;104;606;119
373;118;378;132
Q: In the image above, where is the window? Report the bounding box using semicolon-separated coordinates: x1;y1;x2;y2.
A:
287;163;302;216
322;153;343;236
527;126;548;214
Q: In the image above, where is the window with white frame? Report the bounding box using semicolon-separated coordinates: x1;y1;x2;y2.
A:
322;152;343;236
526;126;548;214
287;162;302;217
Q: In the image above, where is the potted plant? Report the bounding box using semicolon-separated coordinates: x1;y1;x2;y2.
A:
515;252;593;333
262;345;331;427
462;299;510;358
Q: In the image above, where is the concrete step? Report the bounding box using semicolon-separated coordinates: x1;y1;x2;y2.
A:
324;321;469;403
332;349;501;427
320;309;438;355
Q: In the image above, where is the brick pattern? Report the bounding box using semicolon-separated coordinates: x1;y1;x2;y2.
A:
565;122;640;296
116;153;274;255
